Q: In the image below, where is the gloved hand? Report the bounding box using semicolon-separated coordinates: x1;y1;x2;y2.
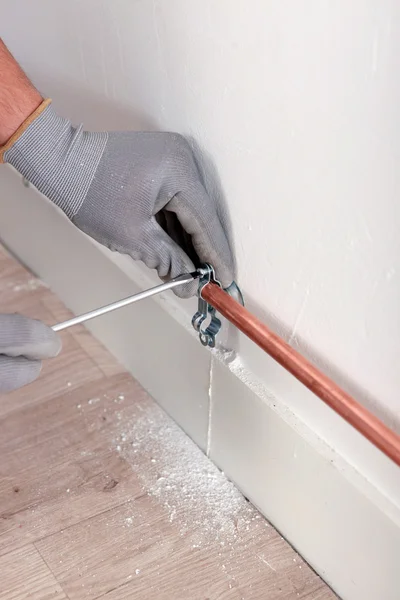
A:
2;101;234;297
0;314;61;393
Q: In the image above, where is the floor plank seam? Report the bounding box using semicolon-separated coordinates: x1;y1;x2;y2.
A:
0;243;337;599
33;541;72;600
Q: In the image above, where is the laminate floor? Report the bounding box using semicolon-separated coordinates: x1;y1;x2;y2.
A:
0;244;337;600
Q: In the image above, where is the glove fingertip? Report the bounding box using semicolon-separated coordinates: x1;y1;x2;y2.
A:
1;314;63;360
0;356;42;393
28;319;62;359
43;330;62;358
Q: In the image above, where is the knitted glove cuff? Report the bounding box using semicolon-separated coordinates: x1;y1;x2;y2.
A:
0;98;52;163
3;102;107;218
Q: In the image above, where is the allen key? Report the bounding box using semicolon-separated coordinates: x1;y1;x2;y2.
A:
52;271;199;332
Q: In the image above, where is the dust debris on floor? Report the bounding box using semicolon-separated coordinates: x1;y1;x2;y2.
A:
0;243;336;599
112;402;260;547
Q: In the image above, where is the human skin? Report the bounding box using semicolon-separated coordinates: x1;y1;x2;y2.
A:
0;38;42;145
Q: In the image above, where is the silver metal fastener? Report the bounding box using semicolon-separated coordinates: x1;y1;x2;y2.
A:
52;272;198;332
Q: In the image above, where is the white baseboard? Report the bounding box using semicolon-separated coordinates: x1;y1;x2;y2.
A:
1;167;400;600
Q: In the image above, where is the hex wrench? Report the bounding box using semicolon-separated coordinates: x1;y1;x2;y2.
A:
52;271;198;332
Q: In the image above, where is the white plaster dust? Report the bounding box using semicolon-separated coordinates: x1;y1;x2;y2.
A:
2;278;48;293
112;401;261;547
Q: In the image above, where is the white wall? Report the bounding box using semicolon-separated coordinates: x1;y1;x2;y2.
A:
3;0;399;464
2;3;400;596
2;0;400;491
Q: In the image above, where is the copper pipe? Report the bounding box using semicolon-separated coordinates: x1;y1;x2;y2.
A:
202;283;400;468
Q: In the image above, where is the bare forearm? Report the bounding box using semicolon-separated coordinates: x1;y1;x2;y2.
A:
0;39;42;145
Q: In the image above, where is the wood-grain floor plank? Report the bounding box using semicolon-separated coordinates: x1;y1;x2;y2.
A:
0;544;67;600
0;375;147;556
0;245;336;600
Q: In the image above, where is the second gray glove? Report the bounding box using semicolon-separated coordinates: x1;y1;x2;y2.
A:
0;314;61;392
4;103;234;297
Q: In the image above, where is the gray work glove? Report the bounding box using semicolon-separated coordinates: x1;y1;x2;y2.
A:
0;314;61;392
4;102;234;297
